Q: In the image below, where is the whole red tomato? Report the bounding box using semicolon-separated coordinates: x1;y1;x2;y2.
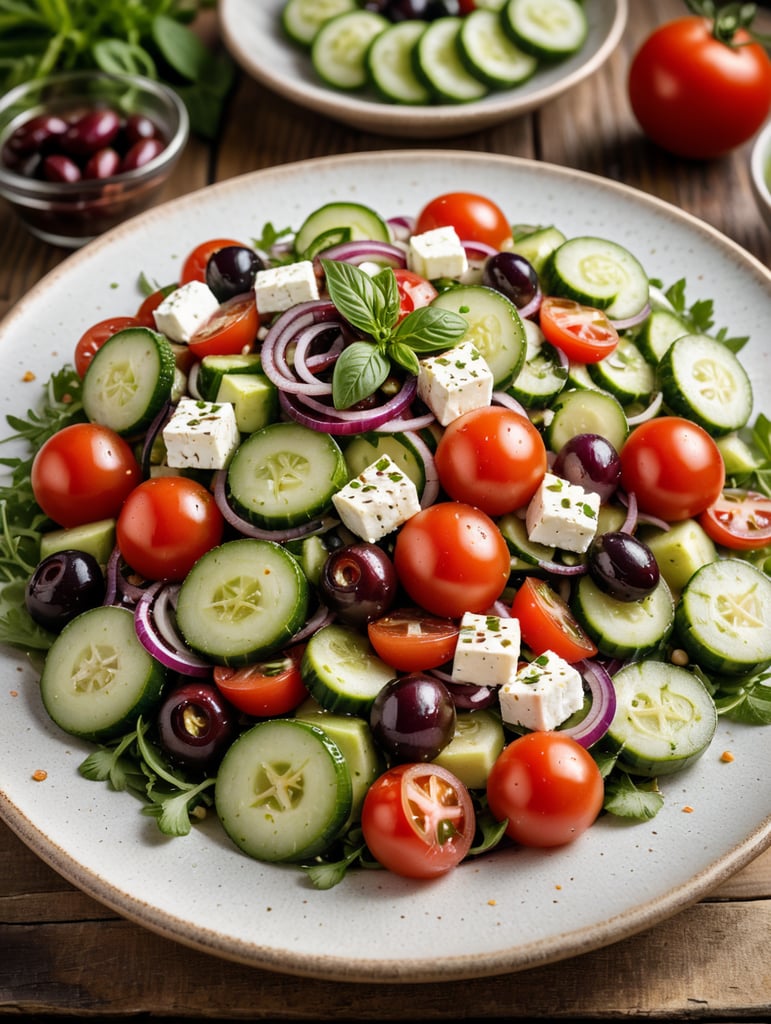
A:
628;12;771;159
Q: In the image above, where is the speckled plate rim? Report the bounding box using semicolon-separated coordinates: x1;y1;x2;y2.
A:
0;151;769;985
217;0;628;137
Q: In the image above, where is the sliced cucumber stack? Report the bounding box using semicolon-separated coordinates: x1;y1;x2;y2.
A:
501;0;588;59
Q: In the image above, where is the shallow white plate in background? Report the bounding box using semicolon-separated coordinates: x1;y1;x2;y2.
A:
218;0;628;137
0;151;769;983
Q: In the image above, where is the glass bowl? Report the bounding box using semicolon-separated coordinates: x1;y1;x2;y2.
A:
0;70;189;248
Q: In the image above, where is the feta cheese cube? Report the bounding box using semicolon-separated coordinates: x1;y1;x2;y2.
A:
255;260;319;314
451;612;521;686
498;650;584;731
331;454;420;543
416;340;493;426
162;397;240;470
525;472;601;553
408;226;468;280
153;281;220;343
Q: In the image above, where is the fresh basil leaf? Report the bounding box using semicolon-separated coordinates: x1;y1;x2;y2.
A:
322;259;389;339
389;341;421;378
372;266;400;330
393;305;468;352
92;39;157;78
152;14;211;81
332;341;390;409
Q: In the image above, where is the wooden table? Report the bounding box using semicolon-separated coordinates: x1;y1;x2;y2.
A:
1;1;770;1019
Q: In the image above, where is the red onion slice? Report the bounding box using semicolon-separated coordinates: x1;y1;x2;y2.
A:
279;375;417;435
626;391;664;425
401;429;440;508
260;299;342;395
134;581;211;677
560;658;617;748
314;240;407;268
610;302;652;332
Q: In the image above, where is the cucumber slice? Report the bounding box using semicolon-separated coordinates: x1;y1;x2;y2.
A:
587;337;656;405
674;558;771;675
367;20;432;105
215;718;352;863
635;307;688;364
301;623;396;715
40;605;167;741
294;200;390;258
501;0;588;59
507;318;568;408
458;8;538;89
430;284;526;388
82;327;176;435
571;575;675;659
342;431;426;497
311;10;389;91
414;17;489;103
498;510;555;569
196;352;263;401
175;538;309;666
658;333;754;436
227;421;348;529
281;0;358;47
607;661;717;777
546;236;650;321
544;387;629;454
512;224;566;276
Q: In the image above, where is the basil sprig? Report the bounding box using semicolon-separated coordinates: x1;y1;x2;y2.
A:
322;259;468;410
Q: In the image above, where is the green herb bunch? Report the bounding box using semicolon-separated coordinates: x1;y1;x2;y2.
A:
0;0;234;139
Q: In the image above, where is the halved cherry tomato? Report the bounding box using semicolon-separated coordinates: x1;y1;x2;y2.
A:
698;489;771;551
510;576;598;662
74;316;139;377
538;296;620;363
187;293;259;358
392;268;437;321
135;287;171;328
368;608;460;671
620;416;725;522
180;238;244;284
213;644;308;717
393;502;511;619
361;762;475;878
486;731;604;847
116;477;224;582
414;192;512;250
31;422;140;528
434;405;547;516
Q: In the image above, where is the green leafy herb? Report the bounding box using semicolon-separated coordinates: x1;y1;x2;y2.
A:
322;259;468;409
714;669;771;725
603;771;665;821
659;277;749;352
685;1;771;47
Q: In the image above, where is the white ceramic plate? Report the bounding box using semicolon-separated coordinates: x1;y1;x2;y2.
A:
1;151;770;983
218;0;627;137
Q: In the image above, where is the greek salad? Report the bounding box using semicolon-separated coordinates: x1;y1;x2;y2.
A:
1;189;770;888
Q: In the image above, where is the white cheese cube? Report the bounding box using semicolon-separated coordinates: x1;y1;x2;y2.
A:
331;454;421;543
162;397;240;470
525;472;601;553
416;340;493;426
498;650;584;732
255;260;319;314
451;612;521;686
153;281;220;343
408;226;468;280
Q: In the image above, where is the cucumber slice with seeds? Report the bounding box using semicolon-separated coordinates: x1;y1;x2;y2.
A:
587;337;656;404
301;623;396;716
281;0;358;47
311;10;389;91
571;575;675;659
507;318;567;408
502;0;588;59
414;17;489;103
367;20;432;104
458;8;538;89
546;236;650;321
544;387;629;454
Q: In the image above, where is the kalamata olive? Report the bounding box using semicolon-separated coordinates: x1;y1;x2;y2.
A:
482;251;540;309
124;113;158;144
382;0;459;19
552;433;622;502
587;530;660;602
121;136;165;171
25;549;106;631
42;154;81;183
84;147;121;180
62;108;121;156
319;542;398;627
206;245;265;302
370;673;456;762
156;680;237;773
5;113;68;156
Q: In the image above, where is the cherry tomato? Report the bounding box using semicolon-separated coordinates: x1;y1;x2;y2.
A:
393;268;438;321
393;502;510;619
414;192;512;250
116;477;224;582
538;297;620;363
698;489;771;551
74;316;139;377
213;644;307;717
360;762;475;878
188;293;259;358
31;422;140;528
620;416;725;522
486;731;604;847
180;238;244;284
434;406;547;516
628;15;771;159
510;576;598;662
135;287;170;328
367;608;460;671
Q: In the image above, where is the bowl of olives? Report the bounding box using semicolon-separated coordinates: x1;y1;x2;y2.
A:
0;70;189;248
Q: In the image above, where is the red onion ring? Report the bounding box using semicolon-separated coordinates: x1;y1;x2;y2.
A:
279;375;417;435
134;581;211;677
314;240;407;268
492;390;529;417
400;429;439;507
260;299;342;395
289;603;336;644
560;658;617;748
517;289;543;321
626;391;664;425
610;302;652;331
140;400;174;477
212;469;339;540
104;545;150;609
